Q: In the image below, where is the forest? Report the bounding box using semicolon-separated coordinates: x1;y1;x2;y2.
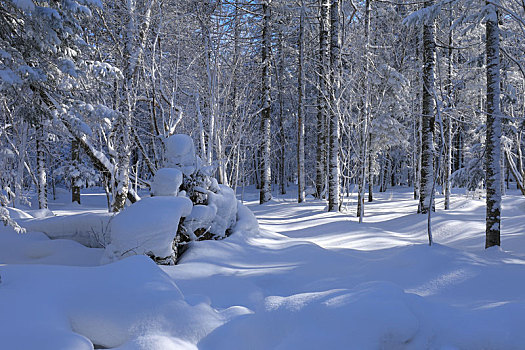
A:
1;0;525;349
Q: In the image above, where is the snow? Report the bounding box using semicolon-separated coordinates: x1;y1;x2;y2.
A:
21;212;112;247
102;196;192;263
165;134;198;175
1;186;525;349
150;168;183;197
0;255;243;349
205;185;237;237
10;0;35;11
0;68;22;87
182;185;239;240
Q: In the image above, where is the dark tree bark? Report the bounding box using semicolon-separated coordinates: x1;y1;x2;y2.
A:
297;5;306;203
418;2;436;214
316;0;330;199
259;0;272;204
485;3;502;248
328;0;341;211
71;138;81;204
36;120;47;210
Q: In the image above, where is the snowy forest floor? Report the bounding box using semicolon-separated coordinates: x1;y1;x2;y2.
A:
1;186;525;349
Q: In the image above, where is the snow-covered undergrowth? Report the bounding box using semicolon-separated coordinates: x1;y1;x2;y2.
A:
1;186;525;349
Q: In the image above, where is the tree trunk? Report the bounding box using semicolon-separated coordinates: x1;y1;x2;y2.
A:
297;5;306;203
418;1;435;214
112;106;132;212
328;0;340;211
413;115;420;200
444;19;452;210
14;121;28;208
358;0;371;221
259;0;272;204
36;121;47;209
71;138;81;204
316;0;330;199
485;1;502;248
277;31;286;195
368;134;373;202
112;0;155;212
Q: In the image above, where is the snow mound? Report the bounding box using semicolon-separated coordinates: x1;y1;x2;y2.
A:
21;212;113;248
232;201;259;237
183;185;239;240
199;281;419;349
0;256;243;350
6;206;33;219
28;208;55;218
165;134;197;175
0;229;103;266
102;196;192;264
207;185;237;236
150;168;183;196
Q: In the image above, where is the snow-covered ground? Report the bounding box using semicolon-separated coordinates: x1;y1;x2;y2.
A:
1;186;525;349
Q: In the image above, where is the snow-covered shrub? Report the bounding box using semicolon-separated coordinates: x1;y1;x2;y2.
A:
102;134;251;264
160;135;238;259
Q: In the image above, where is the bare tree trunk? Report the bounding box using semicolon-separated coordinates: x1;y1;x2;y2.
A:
297;5;306;203
418;1;435;214
260;0;272;204
14;121;28;208
276;31;286;195
36;120;47;209
112;102;132;212
444;113;452;209
112;0;155;212
485;0;502;248
71;138;81;204
517;130;523;178
358;0;371;221
444;17;453;210
368;134;373;202
316;0;330;199
413;114;420;199
328;0;340;211
195;93;207;159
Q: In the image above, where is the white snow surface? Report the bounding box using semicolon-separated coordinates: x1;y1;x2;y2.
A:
150;168;183;197
184;185;238;239
164;134;197;175
21;212;112;247
1;186;525;349
102;196;193;263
